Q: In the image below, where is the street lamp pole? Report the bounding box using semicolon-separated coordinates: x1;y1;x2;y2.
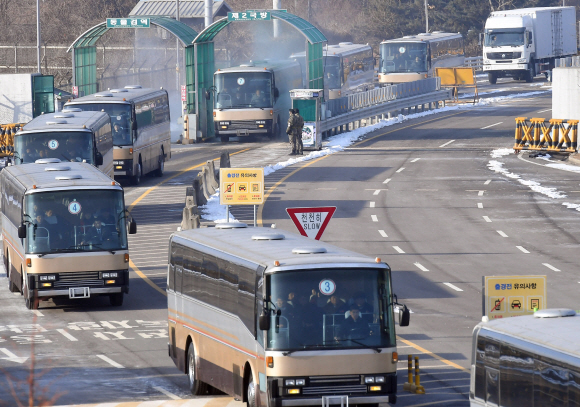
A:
36;0;41;73
424;0;428;33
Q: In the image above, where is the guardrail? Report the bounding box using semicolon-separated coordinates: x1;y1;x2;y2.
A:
514;117;578;153
465;56;483;72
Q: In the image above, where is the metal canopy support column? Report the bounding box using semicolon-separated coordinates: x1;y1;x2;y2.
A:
185;45;196;114
196;41;215;140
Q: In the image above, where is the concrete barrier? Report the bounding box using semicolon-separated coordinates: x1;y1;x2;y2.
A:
206;160;219;190
181;187;201;230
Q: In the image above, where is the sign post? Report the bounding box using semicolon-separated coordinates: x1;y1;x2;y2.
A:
219;168;264;225
483;275;547;319
286;206;336;240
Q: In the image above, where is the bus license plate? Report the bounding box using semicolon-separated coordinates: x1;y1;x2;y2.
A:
69;287;90;299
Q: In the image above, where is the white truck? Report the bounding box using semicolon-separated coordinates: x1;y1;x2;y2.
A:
483;7;577;84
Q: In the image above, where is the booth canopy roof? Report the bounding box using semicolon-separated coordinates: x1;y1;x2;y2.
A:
68;16;199;51
129;0;231;19
193;10;327;44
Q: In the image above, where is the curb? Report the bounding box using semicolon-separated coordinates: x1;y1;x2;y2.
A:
568;153;580;167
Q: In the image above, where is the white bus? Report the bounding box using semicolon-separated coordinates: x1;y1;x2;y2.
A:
14;111;114;178
214;60;303;143
470;309;580;406
167;223;410;406
64;86;170;185
2;161;136;309
379;32;465;84
291;43;376;99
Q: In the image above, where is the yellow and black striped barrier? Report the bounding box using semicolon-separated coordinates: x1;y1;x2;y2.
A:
402;355;426;394
0;123;24;157
514;117;578;153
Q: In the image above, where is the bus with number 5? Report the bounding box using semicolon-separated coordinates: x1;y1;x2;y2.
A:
167;223;410;406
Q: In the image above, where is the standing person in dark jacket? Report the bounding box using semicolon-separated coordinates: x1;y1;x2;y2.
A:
286;109;298;155
293;108;304;155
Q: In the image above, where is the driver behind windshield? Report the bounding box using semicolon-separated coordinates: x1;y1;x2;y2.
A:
335;305;372;341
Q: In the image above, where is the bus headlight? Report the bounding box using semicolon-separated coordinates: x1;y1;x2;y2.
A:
102;272;118;278
364;377;375;384
39;275;56;281
295;379;305;386
114;160;125;165
285;380;295;386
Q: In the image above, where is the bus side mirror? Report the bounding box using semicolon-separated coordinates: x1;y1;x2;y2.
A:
399;305;410;327
132;121;137;131
204;90;211;100
128;220;137;235
273;87;279;98
95;152;103;166
259;310;270;330
18;223;27;239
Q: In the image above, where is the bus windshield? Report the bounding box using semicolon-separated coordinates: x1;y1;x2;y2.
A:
15;132;93;164
25;189;127;254
381;42;427;73
68;103;132;146
324;56;341;89
215;72;273;109
265;268;395;351
485;32;524;47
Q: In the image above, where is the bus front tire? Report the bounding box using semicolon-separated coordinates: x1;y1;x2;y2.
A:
23;271;37;310
488;72;497;85
155;151;164;177
132;162;142;185
188;342;208;395
6;254;17;293
110;292;123;306
525;62;535;83
220;135;229;143
247;377;257;407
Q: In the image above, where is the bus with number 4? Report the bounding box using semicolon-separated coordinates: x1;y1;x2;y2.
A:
64;85;170;185
1;161;136;309
167;223;410;406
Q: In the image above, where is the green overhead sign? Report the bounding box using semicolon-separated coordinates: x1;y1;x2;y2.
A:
106;18;150;28
228;11;271;21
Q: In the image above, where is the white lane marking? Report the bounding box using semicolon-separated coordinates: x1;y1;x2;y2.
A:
371;215;378;222
439;140;455;148
373;190;381;195
484;180;491;185
480;122;503;130
396;167;405;173
477;203;483;209
97;354;124;369
516;246;530;254
537;108;552;113
57;329;78;342
478;190;485;196
32;310;43;317
0;348;28;364
497;230;508;237
370;202;375;208
483;216;492;222
153;386;181;400
411;158;421;163
543;263;560;272
443;282;463;292
378;230;388;238
383;178;391;184
414;262;429;272
393;246;405;254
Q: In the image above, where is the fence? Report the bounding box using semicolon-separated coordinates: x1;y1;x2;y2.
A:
465;56;483;72
555;56;580;68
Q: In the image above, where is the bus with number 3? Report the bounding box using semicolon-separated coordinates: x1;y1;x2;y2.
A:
167;223;410;406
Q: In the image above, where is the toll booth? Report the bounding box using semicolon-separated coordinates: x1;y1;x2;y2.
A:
290;89;323;150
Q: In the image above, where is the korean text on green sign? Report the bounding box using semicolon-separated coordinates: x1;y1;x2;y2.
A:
228;11;271;21
107;18;150;28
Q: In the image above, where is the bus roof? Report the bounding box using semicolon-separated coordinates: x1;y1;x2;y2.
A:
291;43;372;58
380;32;463;44
2;162;120;192
18;111;109;134
215;60;300;75
477;311;580;360
171;225;389;272
64;86;167;105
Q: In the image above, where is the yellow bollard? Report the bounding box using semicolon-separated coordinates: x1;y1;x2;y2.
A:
403;354;414;392
413;356;425;394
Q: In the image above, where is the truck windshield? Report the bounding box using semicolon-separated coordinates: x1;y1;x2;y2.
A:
66;103;132;146
14;132;93;164
214;72;273;109
324;56;341;89
265;268;395;351
485;32;524;47
25;189;127;254
381;42;427;73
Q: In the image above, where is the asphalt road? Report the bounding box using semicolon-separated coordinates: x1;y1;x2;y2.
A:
1;77;575;406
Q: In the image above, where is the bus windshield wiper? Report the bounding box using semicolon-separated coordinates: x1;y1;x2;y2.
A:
89;243;116;254
282;342;341;356
334;338;381;353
